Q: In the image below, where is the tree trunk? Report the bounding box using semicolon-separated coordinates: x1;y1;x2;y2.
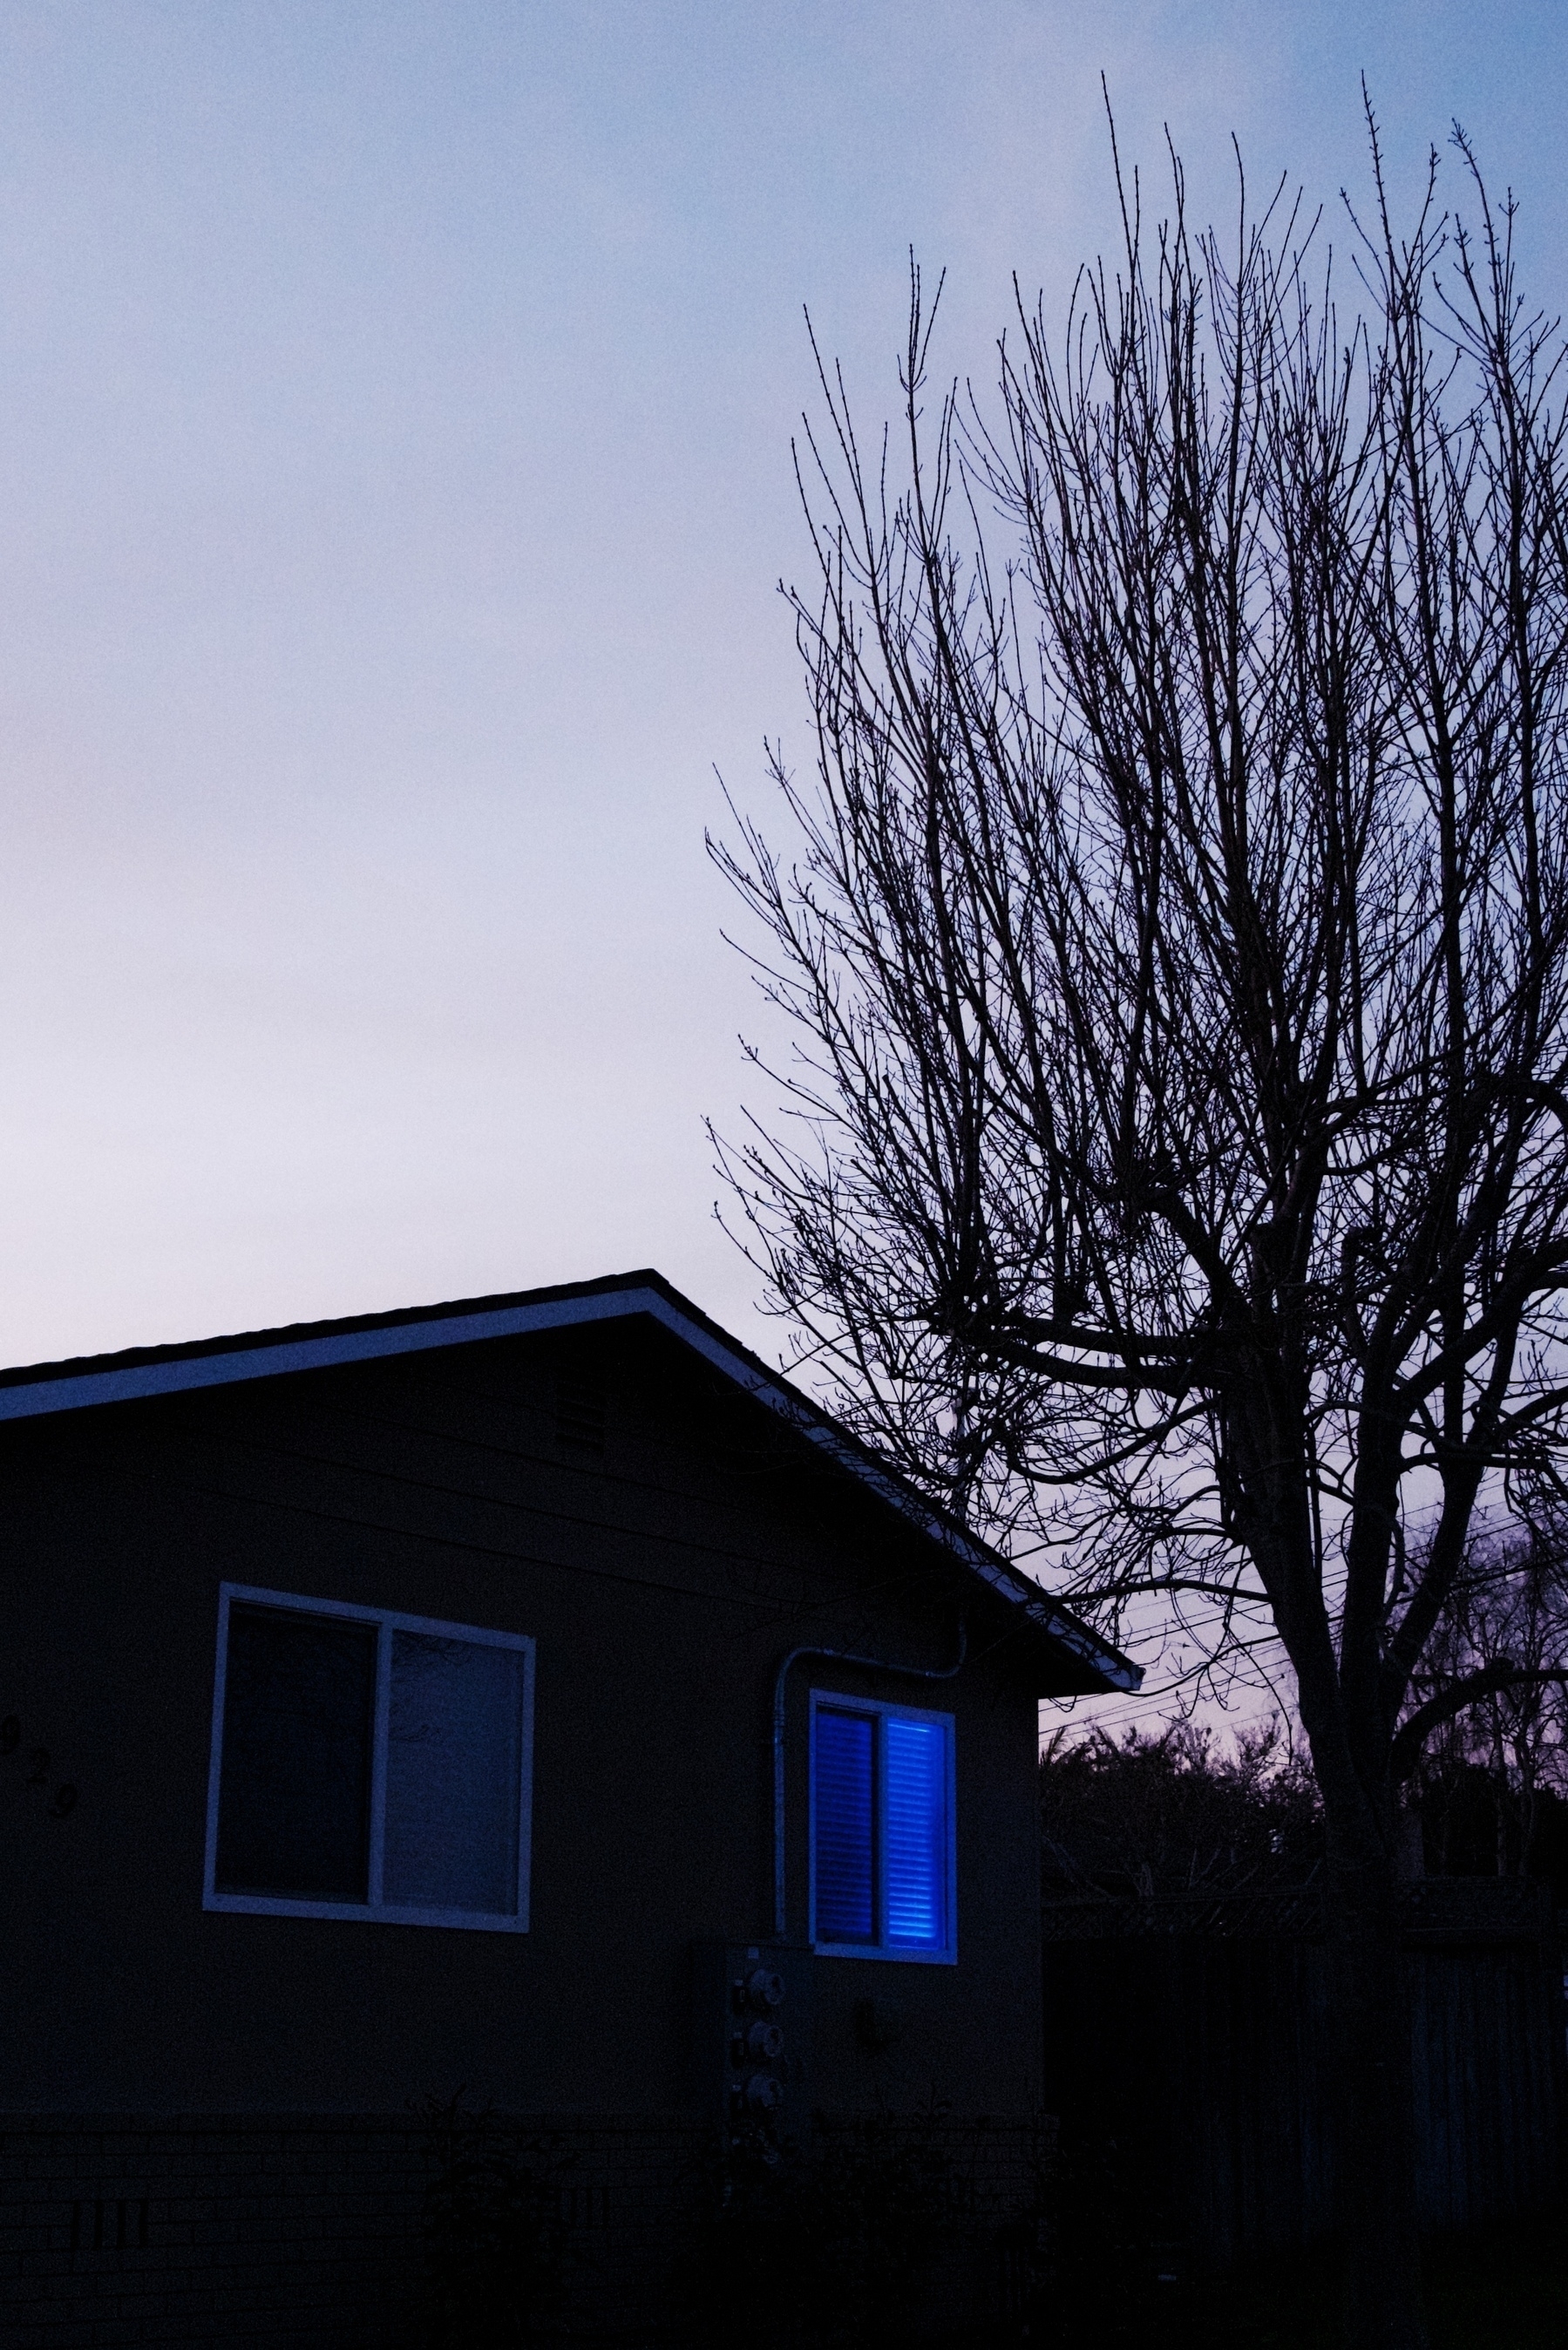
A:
1327;1837;1429;2350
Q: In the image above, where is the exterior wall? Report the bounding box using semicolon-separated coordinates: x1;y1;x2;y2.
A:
3;1313;1046;2127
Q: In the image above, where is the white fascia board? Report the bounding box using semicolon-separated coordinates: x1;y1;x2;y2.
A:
0;1281;1141;1694
0;1287;648;1423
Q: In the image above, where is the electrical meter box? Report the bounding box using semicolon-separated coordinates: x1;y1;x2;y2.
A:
689;1940;814;2152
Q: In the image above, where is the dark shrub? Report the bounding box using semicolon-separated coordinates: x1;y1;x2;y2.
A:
414;2096;573;2347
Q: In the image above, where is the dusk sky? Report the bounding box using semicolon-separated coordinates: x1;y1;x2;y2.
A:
1;0;1563;1405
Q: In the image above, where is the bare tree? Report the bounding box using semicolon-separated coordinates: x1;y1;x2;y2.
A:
712;105;1568;2350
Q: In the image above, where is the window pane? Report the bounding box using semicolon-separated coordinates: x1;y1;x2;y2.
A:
815;1708;875;1942
384;1633;525;1914
885;1717;948;1948
215;1606;376;1900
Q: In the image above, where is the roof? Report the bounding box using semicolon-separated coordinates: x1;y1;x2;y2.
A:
0;1267;1139;1695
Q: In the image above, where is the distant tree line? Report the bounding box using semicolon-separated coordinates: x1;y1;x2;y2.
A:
1040;1718;1323;1900
1404;1518;1568;1898
1044;1671;1568;1909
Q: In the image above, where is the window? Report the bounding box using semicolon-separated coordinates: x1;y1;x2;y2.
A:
204;1585;534;1932
809;1692;955;1962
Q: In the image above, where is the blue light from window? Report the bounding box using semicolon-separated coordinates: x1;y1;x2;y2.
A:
814;1708;875;1941
885;1717;947;1947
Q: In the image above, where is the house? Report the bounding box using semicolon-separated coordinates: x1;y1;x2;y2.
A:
0;1268;1137;2345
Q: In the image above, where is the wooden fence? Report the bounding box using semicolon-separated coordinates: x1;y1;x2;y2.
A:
1041;1878;1566;2263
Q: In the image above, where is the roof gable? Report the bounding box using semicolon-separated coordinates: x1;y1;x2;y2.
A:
0;1267;1138;1694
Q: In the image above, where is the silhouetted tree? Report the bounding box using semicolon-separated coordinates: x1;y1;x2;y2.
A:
1040;1718;1322;1898
715;103;1568;2349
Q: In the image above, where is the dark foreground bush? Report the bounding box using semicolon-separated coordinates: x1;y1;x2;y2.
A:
407;2102;1561;2347
669;2114;1010;2350
412;2097;574;2347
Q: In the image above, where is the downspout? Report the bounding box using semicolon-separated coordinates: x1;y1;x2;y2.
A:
771;1618;967;1941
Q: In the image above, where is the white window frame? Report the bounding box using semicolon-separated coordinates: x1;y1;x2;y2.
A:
807;1689;957;1965
204;1582;535;1933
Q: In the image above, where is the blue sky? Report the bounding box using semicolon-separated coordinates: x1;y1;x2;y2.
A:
0;0;1562;1375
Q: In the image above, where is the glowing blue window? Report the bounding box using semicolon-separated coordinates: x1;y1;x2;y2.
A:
810;1695;955;1962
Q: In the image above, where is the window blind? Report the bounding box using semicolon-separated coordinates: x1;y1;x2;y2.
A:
813;1708;875;1941
884;1715;947;1947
